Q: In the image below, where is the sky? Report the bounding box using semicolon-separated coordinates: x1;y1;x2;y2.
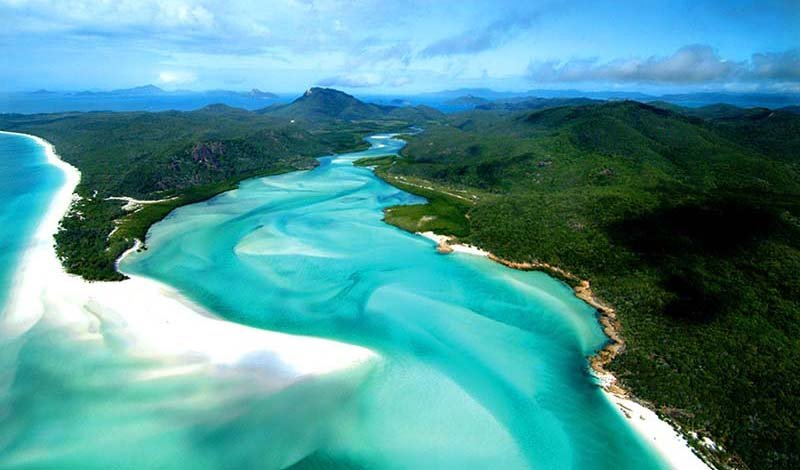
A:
0;0;798;94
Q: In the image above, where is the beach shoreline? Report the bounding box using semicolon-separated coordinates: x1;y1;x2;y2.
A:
0;131;82;337
0;131;376;386
1;130;711;468
417;230;713;470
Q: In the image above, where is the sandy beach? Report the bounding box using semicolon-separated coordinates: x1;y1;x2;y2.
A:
417;230;712;470
0;131;710;468
0;131;376;390
418;230;491;257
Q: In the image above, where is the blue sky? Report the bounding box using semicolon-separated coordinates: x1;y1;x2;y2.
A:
0;0;798;93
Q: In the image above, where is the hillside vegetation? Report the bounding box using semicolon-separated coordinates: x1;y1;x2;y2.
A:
0;90;439;280
261;87;442;124
3;90;799;467
379;101;800;469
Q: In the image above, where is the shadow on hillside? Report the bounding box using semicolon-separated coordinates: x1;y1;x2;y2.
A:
606;199;786;322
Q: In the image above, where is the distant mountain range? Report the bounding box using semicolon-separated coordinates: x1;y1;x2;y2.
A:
410;88;800;110
475;97;602;112
417;88;654;102
3;84;799;114
45;84;280;99
0;85;284;113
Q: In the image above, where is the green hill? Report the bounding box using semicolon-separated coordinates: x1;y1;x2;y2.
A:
650;102;800;162
444;95;490;107
4;94;798;466
261;87;443;123
0;94;433;281
263;87;390;120
475;96;600;112
376;101;800;469
781;105;800;114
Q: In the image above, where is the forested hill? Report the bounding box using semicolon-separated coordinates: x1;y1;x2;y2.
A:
3;94;799;466
376;100;800;469
1;107;330;199
0;94;440;281
260;87;443;123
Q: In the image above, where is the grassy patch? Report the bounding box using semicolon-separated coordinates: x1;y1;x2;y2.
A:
353;155;397;167
375;172;472;237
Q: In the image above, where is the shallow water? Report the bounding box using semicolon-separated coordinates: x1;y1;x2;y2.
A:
120;135;668;469
0;133;63;309
0;134;373;469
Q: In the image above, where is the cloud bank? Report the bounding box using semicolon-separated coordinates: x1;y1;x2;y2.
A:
0;1;797;92
526;45;800;85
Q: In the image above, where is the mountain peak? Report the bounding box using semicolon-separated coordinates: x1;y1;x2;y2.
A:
301;87;353;99
247;88;278;99
264;87;384;120
291;87;363;111
260;86;441;122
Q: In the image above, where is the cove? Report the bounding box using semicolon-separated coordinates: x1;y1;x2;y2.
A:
123;134;668;469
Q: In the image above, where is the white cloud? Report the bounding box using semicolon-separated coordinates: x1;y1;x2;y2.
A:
527;45;738;84
315;72;413;89
750;49;800;80
317;73;385;88
0;1;796;92
0;0;216;31
420;9;540;57
158;70;197;85
526;45;800;86
389;76;412;87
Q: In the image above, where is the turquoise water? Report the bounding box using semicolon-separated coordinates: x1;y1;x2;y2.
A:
0;133;64;311
0;135;378;468
0;133;666;468
121;135;667;469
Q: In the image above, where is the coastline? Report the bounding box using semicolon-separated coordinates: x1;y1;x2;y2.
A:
0;131;376;387
417;230;712;470
0;130;710;468
0;131;81;337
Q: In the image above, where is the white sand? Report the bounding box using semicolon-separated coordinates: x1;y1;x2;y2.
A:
105;195;178;211
606;393;711;469
0;131;376;389
417;231;490;257
417;228;711;469
0;132;711;467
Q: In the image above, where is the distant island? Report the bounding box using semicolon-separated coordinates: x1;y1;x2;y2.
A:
0;85;285;113
443;95;490;107
30;84;278;99
4;85;800;115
